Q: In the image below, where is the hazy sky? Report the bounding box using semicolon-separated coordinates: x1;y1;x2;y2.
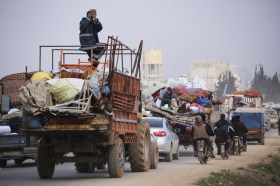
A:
1;0;279;83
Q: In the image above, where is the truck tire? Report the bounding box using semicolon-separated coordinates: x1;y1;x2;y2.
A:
75;162;95;173
129;120;151;172
150;141;158;169
37;145;55;179
108;137;125;178
0;160;7;168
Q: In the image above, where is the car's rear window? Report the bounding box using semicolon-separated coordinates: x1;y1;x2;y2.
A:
143;119;163;128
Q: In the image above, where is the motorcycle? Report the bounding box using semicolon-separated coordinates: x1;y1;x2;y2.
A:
196;140;209;164
219;142;229;160
233;136;246;155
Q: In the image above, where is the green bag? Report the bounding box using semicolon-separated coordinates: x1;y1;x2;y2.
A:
49;79;78;103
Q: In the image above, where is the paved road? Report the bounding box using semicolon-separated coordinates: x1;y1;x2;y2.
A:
1;129;279;186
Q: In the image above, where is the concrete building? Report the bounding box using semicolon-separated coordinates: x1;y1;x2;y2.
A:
190;60;240;91
141;46;165;89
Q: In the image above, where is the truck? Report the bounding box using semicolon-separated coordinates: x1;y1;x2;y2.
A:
225;90;265;145
0;74;37;168
21;36;153;179
144;88;216;150
229;107;265;145
0;123;37;168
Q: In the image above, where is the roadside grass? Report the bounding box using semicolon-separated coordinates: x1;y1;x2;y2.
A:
194;148;280;186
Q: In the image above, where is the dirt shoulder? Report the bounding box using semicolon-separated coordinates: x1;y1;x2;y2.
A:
112;129;280;186
185;129;280;186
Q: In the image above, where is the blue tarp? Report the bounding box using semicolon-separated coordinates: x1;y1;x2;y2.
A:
231;112;264;129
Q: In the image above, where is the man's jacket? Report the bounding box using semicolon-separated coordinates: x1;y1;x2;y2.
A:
79;17;103;47
232;121;248;137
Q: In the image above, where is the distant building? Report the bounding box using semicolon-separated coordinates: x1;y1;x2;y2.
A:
142;46;165;89
190;60;240;91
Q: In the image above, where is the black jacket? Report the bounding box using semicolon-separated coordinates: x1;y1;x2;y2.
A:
232;121;248;137
215;119;234;139
79;17;103;47
214;122;229;143
204;121;214;136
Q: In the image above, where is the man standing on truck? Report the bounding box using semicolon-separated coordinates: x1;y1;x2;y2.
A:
79;9;103;62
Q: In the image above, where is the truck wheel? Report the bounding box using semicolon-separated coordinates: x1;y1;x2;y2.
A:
129;120;151;172
150;141;159;169
108;137;125;178
37;145;55;179
0;160;7;168
75;162;95;173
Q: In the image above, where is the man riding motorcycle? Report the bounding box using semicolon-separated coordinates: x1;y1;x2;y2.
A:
213;120;230;157
191;115;212;157
214;114;234;153
231;115;248;148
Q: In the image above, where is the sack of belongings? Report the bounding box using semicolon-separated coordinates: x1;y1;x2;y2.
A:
47;78;80;103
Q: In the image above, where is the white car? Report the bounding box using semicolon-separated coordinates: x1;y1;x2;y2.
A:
265;109;279;128
143;117;180;162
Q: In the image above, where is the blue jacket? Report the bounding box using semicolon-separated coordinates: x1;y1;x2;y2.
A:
79;17;103;47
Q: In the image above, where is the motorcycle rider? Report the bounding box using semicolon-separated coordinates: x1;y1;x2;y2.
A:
213;120;230;156
191;115;212;157
214;113;234;153
201;114;215;158
231;115;248;147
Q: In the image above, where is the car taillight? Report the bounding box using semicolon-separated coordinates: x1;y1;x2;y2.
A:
153;131;166;137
